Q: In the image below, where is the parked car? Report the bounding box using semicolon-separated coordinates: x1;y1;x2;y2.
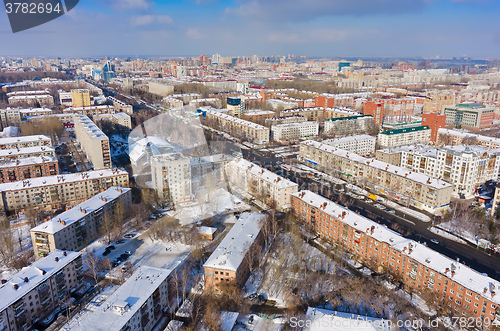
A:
102;249;111;256
124;234;135;238
106;245;116;251
430;239;440;245
116;240;125;244
248;293;257;300
125;251;132;255
120;253;129;261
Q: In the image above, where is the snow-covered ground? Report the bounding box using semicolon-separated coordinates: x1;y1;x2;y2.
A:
0;222;33;280
167;188;250;226
235;314;283;331
435;222;478;246
428;226;467;244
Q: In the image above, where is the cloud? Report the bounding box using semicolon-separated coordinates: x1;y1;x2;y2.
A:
131;15;174;25
157;15;174;24
103;0;154;10
225;0;433;21
186;28;202;39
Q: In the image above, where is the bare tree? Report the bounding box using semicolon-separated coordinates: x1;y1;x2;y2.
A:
84;250;102;286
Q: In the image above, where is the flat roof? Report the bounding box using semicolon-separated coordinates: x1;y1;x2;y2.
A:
0;135;51;145
231;158;298;189
304;307;390;331
0;168;127;193
70;266;172;331
31;187;130;235
301;140;452;189
203;212;263;271
379;125;430;136
0;155;57;168
0;250;81;312
272;121;318;129
323;135;376;145
207;111;268;131
326;114;373;122
438;128;500;146
293;190;500;306
0;146;55;157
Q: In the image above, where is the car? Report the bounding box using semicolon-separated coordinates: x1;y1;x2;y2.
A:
125;251;132;255
248;293;257;300
124;234;135;238
386;209;396;214
116;240;125;244
121;266;127;273
102;249;111;256
365;200;373;204
120;253;129;261
111;261;120;268
430;239;440;245
248;315;255;325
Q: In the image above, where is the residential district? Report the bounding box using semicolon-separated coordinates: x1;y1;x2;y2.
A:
1;56;500;331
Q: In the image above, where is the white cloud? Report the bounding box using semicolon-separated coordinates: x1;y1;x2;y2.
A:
186;28;202;39
157;15;174;24
131;15;155;25
104;0;154;10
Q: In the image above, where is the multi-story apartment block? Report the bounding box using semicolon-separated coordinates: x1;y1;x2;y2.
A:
19;108;53;117
0;135;51;150
0;168;129;213
7;92;54;107
422;112;446;142
148;81;174;96
30;187;131;258
243;110;275;123
70;89;91;107
324;115;373;136
0;146;55;162
264;116;307;127
437;128;500;149
227;97;244;117
94;113;132;129
108;96;133;115
279;107;323;121
151;153;192;206
204;111;270;144
444;103;494;130
271;121;319;142
0;108;21;129
59;91;72;106
399;145;500;198
363;100;385;126
423;90;456;114
0;250;83;331
74;115;111;169
63;105;115;116
71;266;172;331
291;190;500;322
299;141;453;214
377;126;431;148
204;212;264;288
225;158;298;211
324;107;361;121
190;154;231;191
322;135;376;156
0;156;58;183
375;147;403;166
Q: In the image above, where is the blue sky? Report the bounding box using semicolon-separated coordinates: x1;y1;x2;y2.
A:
1;0;499;58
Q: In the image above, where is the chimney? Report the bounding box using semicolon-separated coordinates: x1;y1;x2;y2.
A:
63;251;67;256
24;277;28;283
1;279;6;284
13;284;18;290
55;257;59;262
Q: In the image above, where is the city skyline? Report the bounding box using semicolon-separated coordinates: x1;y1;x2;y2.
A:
1;0;500;58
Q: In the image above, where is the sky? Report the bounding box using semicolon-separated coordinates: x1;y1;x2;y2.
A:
1;0;500;58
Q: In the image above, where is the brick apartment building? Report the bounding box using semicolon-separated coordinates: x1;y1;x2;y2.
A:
0;156;59;183
422;112;446;142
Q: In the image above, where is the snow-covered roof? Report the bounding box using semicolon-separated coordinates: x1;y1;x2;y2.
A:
304;307;391;331
128;137;174;163
438;128;500;146
244;110;275;116
0;145;55;157
31;187;130;235
293;191;500;306
74;115;108;140
272;121;318;129
231;158;298;189
8;94;52;100
220;311;239;331
203;212;263;271
198;226;217;235
0;168;127;192
190;154;231;167
323;135;376;145
206;111;268;131
0;134;51;146
0;155;57;168
0;250;81;313
70;266;172;331
301;140;452;190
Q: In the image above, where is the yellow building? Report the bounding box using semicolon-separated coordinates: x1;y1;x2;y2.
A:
71;89;91;107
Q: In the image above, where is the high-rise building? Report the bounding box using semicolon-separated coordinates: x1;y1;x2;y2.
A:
227;97;243;117
422;112;446;142
74;115;111;169
151;153;192;206
70;89;91;107
102;61;116;82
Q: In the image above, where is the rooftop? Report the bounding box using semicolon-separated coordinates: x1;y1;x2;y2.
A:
206;111;268;131
0;135;51;146
0;145;55;157
272;121;319;129
70;266;172;331
203;212;263;271
326;114;373;122
0;155;58;168
438;128;500;146
75;115;108;140
304;307;390;331
323;135;376;145
0;168;127;192
294;190;500;306
31;187;130;235
0;250;81;312
379;125;430;136
231;158;298;189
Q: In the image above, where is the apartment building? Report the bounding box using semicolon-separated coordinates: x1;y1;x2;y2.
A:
324;107;361;121
322;135;376;156
8;95;54;107
299;141;453;214
190;154;231;191
0;250;82;331
291;190;500;322
271;121;319;142
422;112;446;142
324;115;373;136
70;266;172;331
151;153;192;206
0;135;51;150
59;91;72;106
74;115;111;169
399;145;500;198
377;126;431;148
227;97;244;117
148;81;174;96
280;107;323;121
204;212;264;288
264;116;307;127
108;96;133;115
63;105;115;116
0;168;129;213
437;128;500;149
94;112;132;129
363;100;385;126
444;103;494;130
70;89;91;107
30;187;131;258
0;108;21;129
0;156;58;183
375;148;403;166
0;146;55;162
423;90;456;114
243;110;275;123
204;111;270;144
225;158;298;211
19;108;53;117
